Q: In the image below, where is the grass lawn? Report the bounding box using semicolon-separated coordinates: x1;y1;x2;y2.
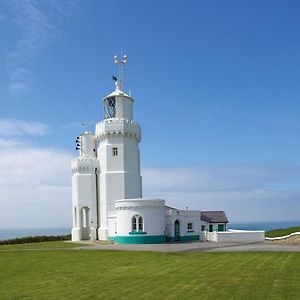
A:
0;249;299;299
266;226;300;238
0;241;85;250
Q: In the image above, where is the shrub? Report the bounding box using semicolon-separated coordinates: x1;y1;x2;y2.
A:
0;234;71;245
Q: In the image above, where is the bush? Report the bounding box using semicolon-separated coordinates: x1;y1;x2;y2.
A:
0;234;71;245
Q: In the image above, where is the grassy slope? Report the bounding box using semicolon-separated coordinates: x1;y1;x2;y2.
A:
0;250;299;299
0;241;85;250
266;226;300;238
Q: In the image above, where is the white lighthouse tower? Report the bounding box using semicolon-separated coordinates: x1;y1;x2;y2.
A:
71;55;166;243
71;132;99;241
70;55;249;244
96;55;142;240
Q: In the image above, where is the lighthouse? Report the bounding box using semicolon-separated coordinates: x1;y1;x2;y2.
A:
96;60;143;240
71;54;155;243
71;55;210;244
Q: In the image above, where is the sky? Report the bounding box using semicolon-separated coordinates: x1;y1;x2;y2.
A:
0;0;300;228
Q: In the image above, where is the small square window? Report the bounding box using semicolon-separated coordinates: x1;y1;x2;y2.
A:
187;223;193;230
112;147;118;156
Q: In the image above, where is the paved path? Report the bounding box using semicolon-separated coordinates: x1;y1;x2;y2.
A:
75;241;300;253
2;241;300;253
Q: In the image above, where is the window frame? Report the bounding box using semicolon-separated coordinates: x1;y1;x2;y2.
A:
112;147;118;156
131;215;144;232
187;223;193;230
132;216;137;231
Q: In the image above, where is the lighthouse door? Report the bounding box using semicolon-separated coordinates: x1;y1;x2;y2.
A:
174;220;180;241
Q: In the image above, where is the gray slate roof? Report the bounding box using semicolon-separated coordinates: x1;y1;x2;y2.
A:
201;211;228;223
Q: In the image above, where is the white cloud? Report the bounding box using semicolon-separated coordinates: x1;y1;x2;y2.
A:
0;138;72;228
0;119;49;136
0;133;299;228
142;164;300;222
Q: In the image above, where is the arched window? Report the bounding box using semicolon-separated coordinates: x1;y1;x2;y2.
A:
132;216;137;231
132;215;143;232
138;216;143;231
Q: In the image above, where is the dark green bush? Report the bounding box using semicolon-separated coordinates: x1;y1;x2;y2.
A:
0;234;71;245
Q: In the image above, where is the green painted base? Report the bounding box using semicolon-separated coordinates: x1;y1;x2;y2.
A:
109;235;166;244
166;235;200;242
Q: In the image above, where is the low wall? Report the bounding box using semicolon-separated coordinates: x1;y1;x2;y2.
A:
205;229;265;243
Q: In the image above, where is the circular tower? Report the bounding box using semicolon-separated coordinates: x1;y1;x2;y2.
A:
96;82;142;240
71;131;99;241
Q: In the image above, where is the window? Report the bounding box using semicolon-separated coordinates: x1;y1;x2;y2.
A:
201;225;206;231
138;216;143;231
132;215;143;232
104;96;116;119
218;224;225;232
112;147;118;156
132;217;137;231
187;223;193;230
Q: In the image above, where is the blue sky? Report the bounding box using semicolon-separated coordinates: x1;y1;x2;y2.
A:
0;0;300;228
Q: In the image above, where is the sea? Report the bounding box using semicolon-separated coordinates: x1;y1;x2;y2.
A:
0;221;300;241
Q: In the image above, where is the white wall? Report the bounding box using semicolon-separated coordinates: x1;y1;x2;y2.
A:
205;230;265;242
71;157;99;241
96;118;142;240
115;199;165;236
108;213;117;237
165;208;201;238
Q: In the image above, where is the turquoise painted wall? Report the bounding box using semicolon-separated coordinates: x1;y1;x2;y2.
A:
109;235;166;244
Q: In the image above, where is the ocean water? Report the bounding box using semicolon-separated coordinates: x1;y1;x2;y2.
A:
229;221;300;231
0;221;299;241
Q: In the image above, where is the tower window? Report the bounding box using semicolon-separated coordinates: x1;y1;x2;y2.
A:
104;96;116;119
112;147;118;156
187;223;193;230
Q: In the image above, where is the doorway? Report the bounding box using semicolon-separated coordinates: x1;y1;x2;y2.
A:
174;220;180;241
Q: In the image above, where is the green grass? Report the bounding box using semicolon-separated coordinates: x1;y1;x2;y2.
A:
266;226;300;238
0;241;85;250
0;250;300;299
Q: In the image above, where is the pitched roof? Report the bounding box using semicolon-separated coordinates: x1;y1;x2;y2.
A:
201;211;228;223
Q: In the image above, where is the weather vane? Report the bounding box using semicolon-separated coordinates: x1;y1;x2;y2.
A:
113;54;127;90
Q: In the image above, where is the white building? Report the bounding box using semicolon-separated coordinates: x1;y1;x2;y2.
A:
71;56;264;244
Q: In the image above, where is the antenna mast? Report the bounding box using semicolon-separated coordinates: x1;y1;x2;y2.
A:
113;54;127;90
